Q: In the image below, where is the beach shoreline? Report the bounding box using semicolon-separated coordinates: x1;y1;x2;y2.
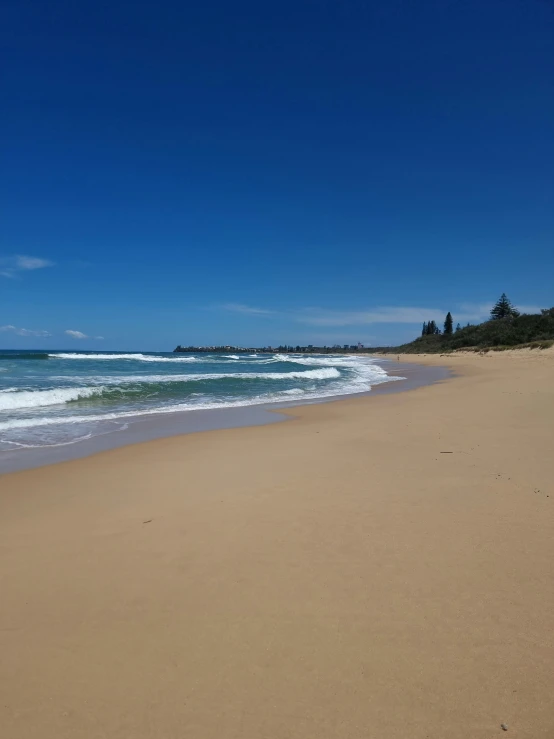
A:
0;358;449;475
1;348;552;738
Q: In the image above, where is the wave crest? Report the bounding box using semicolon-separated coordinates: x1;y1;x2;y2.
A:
0;386;103;411
49;353;201;362
0;368;341;411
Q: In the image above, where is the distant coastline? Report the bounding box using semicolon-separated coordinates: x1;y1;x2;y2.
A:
174;303;554;356
173;344;372;354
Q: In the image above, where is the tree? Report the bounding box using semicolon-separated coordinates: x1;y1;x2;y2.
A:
455;323;461;332
422;322;427;336
444;312;453;335
490;293;520;320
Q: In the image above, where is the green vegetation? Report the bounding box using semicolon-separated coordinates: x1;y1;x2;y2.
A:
490;293;520;320
421;320;439;336
174;296;554;356
389;298;554;354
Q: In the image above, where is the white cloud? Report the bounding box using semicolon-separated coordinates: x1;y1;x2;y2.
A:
293;305;495;327
303;332;376;344
15;255;53;270
17;328;52;337
458;302;543;318
221;303;480;325
0;324;51;337
0;255;53;278
65;330;88;339
94;336;104;340
219;300;545;328
221;303;276;316
296;307;449;326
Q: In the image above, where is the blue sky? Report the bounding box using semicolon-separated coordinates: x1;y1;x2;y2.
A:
1;0;553;350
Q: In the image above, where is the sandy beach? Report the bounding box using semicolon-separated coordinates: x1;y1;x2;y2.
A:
1;349;552;739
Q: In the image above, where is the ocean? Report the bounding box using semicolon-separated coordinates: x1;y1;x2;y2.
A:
0;350;404;454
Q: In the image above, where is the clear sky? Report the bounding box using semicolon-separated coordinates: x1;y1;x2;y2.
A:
1;0;553;350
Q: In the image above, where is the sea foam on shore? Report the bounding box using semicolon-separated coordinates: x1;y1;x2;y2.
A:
0;352;403;451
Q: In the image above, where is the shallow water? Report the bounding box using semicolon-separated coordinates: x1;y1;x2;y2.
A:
0;355;452;474
0;351;403;452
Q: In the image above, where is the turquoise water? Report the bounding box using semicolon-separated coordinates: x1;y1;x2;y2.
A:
0;351;403;451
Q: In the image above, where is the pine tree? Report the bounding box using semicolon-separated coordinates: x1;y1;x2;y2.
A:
422;322;427;336
444;312;453;335
455;323;461;332
490;293;520;320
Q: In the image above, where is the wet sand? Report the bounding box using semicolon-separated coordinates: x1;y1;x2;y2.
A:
0;360;449;474
1;348;552;738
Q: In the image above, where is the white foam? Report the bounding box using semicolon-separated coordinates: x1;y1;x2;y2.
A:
273;353;379;368
262;368;340;380
1;431;94;449
0;373;404;434
0;354;405;445
49;353;200;362
0;367;342;414
49;368;342;386
0;386;103;411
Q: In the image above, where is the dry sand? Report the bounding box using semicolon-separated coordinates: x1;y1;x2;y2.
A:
1;349;553;738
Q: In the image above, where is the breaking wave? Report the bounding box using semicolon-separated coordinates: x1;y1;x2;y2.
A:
0;352;405;450
49;353;201;362
0;386;103;410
